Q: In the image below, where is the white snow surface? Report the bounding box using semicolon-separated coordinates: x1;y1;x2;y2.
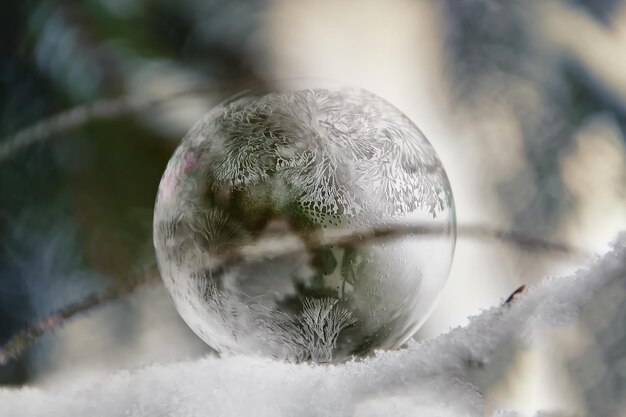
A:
1;234;624;417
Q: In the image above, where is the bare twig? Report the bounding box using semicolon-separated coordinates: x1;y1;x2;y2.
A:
0;78;265;162
220;223;588;270
0;86;227;162
0;222;589;366
0;270;159;366
503;284;527;305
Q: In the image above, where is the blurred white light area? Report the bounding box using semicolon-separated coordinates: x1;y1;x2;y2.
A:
261;0;442;116
561;113;626;255
124;58;217;139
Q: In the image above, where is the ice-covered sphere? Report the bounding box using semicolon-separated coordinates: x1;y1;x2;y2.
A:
153;83;456;363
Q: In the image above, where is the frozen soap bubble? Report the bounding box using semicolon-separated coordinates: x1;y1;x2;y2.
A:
153;81;456;363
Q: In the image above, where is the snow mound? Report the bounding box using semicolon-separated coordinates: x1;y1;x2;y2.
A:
1;234;624;417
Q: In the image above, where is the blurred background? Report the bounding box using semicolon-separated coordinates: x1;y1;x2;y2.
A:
1;0;625;414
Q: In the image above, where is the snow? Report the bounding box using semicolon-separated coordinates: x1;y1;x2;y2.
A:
1;234;624;417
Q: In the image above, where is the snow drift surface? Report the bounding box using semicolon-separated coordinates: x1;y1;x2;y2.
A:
1;235;624;417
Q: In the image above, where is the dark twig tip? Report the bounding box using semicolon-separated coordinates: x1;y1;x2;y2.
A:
503;284;527;306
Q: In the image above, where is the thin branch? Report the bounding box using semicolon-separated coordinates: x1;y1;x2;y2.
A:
0;270;159;366
503;284;527;305
0;87;225;162
220;223;589;270
0;224;589;366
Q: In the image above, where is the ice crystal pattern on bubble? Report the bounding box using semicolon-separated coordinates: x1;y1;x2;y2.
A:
154;85;456;363
198;88;449;220
190;277;355;362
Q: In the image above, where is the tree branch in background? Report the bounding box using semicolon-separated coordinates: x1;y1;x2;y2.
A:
0;86;229;162
0;270;159;366
0;223;589;366
214;223;588;274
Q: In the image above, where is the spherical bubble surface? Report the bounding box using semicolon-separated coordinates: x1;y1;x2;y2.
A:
153;83;456;363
